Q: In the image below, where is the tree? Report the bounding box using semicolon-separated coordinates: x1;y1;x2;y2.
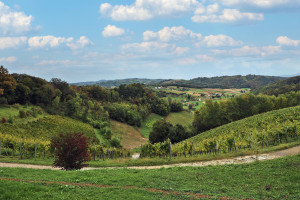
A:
168;124;189;143
51;132;90;170
149;120;172;143
51;78;74;101
0;66;17;103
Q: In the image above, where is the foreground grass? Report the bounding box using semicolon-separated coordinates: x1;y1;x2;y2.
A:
1;141;299;167
1;154;299;199
0;180;184;200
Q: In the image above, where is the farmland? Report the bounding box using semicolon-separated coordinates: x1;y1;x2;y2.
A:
152;86;249;110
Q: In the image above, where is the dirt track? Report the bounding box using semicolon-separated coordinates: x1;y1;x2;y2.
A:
0;145;299;170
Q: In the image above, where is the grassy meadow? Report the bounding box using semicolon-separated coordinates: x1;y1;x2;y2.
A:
165;111;193;128
110;120;148;149
1;154;299;199
140;113;164;138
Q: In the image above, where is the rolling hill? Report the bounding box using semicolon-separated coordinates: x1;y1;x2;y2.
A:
252;75;300;96
175;106;300;151
160;75;286;89
72;78;166;87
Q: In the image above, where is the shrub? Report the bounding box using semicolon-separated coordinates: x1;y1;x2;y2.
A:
19;110;26;118
110;136;122;148
1;117;6;123
7;116;13;123
51;132;90;170
0;97;8;105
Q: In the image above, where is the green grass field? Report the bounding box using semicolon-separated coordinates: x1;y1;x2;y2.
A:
110;120;148;149
1;154;299;199
140;113;164;138
165;111;194;128
0;104;46;124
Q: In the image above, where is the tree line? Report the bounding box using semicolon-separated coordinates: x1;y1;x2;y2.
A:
0;66;183;145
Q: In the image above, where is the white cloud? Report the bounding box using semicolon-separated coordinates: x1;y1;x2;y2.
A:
28;35;73;48
0;36;27;49
102;25;125;37
0;1;34;35
177;54;214;64
143;26;202;42
122;41;175;53
28;35;92;50
67;36;93;50
213;45;281;57
276;36;300;46
143;26;241;48
196;54;215;61
174;47;189;55
200;34;243;47
100;0;200;21
192;8;263;24
0;56;17;63
221;0;300;9
37;59;78;66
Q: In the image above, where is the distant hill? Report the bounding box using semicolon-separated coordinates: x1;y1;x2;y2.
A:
160;75;286;89
72;78;166;87
252;75;300;95
280;73;300;78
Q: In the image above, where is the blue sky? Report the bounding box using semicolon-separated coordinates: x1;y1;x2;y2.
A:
0;0;299;82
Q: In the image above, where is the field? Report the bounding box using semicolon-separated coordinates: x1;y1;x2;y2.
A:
165;111;193;128
153;86;249;110
0;105;46;124
110;120;148;149
1;154;299;199
140;113;164;138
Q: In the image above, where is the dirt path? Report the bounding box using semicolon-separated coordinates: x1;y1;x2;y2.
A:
0;145;299;170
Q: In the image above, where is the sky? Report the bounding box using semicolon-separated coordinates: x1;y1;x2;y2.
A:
0;0;300;83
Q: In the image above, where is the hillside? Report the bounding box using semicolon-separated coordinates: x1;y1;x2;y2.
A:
161;75;286;89
252;75;300;96
0;115;96;145
72;78;166;87
175;106;300;151
110;120;148;149
165;111;193;127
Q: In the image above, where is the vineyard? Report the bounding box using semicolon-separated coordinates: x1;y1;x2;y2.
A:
0;115;97;158
141;106;300;157
1;106;299;161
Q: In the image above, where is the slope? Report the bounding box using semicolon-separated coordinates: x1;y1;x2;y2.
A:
252;75;300;95
175;106;300;151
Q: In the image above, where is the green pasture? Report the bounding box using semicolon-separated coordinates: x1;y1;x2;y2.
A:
1;154;299;199
140;113;164;138
165;111;194;127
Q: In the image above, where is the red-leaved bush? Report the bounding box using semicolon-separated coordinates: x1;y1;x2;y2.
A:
1;117;6;123
51;132;90;170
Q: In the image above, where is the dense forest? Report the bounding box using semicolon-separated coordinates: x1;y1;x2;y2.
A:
160;75;286;89
252;75;300;96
